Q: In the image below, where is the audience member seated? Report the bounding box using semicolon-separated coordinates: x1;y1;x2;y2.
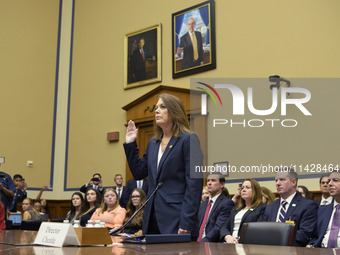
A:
9;174;27;212
36;186;51;219
231;183;242;204
308;170;340;248
79;188;101;227
90;188;126;230
263;168;318;247
222;187;231;199
261;187;276;204
22;198;41;221
80;173;104;194
315;174;332;206
122;188;146;234
220;179;266;244
198;173;234;242
66;192;84;224
201;186;209;202
297;185;314;200
0;193;5;230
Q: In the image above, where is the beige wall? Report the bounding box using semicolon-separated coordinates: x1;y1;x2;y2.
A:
0;0;59;193
0;0;339;199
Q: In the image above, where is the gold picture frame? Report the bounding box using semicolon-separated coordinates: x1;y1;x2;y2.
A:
124;24;162;89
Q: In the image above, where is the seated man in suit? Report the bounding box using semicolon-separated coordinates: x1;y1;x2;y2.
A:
309;170;340;248
263;168;318;247
113;174;128;209
126;178;148;198
79;173;104;194
197;172;234;242
315;174;332;207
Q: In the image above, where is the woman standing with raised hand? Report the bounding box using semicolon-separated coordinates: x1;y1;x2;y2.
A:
124;93;203;239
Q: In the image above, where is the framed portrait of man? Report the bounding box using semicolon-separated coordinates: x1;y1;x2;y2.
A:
124;24;162;89
172;0;216;79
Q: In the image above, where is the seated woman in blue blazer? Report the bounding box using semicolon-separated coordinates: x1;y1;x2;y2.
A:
220;179;266;243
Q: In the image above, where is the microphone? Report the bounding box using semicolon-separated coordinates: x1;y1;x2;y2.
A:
110;182;163;235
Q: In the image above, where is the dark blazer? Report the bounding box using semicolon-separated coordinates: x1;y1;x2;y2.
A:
219;204;266;241
198;194;234;242
79;184;104;194
124;132;203;237
315;198;322;206
178;31;204;70
130;48;146;82
310;201;334;247
126;179;149;198
113;186;129;209
315;197;333;207
263;192;318;247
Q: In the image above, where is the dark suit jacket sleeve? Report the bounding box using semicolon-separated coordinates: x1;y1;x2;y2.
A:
256;204;267;222
125;179;134;197
295;200;318;246
80;184;87;193
178;133;204;232
123;141;149;180
309;203;333;247
202;198;234;242
220;207;236;240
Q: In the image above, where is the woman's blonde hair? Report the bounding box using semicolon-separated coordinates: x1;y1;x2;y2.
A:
154;94;190;141
96;188;119;215
261;186;276;204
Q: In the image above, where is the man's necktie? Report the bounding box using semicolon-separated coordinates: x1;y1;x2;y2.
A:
190;33;199;61
278;200;287;222
141;50;144;61
328;204;340;248
117;188;121;199
197;199;213;242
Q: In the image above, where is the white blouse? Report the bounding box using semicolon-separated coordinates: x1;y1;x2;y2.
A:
232;209;248;238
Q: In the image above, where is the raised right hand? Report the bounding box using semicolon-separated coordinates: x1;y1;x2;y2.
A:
126;120;138;143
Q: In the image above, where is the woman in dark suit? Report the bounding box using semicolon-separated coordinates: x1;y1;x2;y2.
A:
124;93;203;239
220;179;266;243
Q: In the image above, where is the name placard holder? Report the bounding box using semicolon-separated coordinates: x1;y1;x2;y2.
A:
34;222;80;247
34;222;113;247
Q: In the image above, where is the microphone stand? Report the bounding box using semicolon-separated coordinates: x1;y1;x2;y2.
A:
110;182;163;235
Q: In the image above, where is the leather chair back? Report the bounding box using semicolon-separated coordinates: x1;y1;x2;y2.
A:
21;220;42;231
239;222;296;246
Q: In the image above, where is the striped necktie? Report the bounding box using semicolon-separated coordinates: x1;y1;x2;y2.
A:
278;200;287;222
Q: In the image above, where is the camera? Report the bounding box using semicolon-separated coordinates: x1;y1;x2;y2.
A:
92;177;100;182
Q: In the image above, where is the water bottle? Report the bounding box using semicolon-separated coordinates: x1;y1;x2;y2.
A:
86;220;94;228
73;220;80;228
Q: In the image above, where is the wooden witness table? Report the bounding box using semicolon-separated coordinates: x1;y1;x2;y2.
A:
0;230;335;255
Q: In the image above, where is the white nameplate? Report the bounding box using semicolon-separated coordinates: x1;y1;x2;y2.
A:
34;222;80;247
